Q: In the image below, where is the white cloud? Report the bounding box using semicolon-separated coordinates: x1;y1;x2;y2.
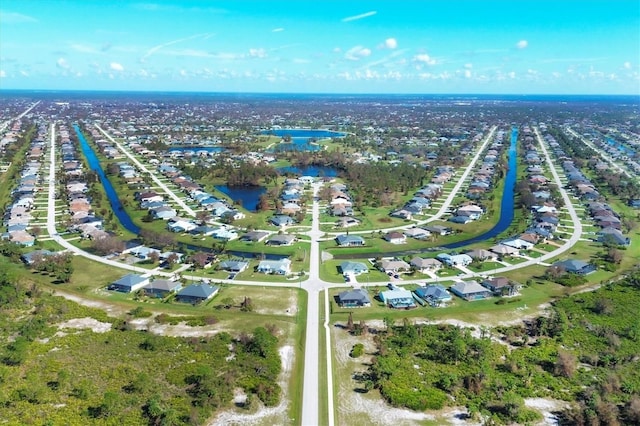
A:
516;40;528;49
464;63;473;69
0;69;6;78
624;61;632;70
0;11;38;23
56;58;70;69
345;45;371;61
464;69;472;79
141;33;211;62
413;53;436;66
384;38;397;49
272;27;284;32
341;11;377;22
249;48;267;58
110;62;124;71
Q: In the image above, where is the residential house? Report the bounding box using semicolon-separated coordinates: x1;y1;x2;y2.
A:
378;259;410;273
436;253;473;267
409;257;442;273
597;227;630;246
175;284;219;304
270;215;295;227
481;277;519;296
553;259;597;275
240;231;270;243
414;284;452;304
457;204;483;220
335;234;365;247
380;288;416;309
449;215;473;224
502;238;534;250
21;250;56;265
218;260;250;273
109;274;150;293
384;231;407;244
256;258;292;275
490;244;520;256
144;279;182;298
464;249;498;261
339;261;369;276
336;288;371;308
265;234;296;246
335;217;360;228
450;280;492;301
151;206;177;220
424;225;452;236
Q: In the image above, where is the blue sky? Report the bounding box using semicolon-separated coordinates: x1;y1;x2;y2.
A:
0;0;638;94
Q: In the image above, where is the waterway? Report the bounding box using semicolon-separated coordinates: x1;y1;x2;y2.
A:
331;126;519;259
215;184;266;212
73;124;141;234
441;126;519;249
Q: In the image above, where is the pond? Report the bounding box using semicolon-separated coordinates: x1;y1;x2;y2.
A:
277;165;340;177
215;184;266;212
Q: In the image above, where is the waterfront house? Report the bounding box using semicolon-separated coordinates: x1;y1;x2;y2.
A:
335;234;365;247
378;259;410;273
384;231;407;244
409;257;442;273
404;227;431;240
339;261;369;276
265;234;296;246
270;215;295;227
256;258;292;275
240;231;270;243
436;253;473;267
218;260;250;273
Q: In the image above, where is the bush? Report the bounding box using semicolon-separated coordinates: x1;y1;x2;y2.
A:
350;343;365;358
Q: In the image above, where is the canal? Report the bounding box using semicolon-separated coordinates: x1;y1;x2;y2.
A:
73;124;141;234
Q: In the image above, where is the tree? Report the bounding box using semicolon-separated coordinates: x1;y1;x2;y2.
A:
555;349;577;378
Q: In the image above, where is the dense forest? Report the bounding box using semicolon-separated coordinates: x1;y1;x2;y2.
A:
0;268;282;425
363;270;640;425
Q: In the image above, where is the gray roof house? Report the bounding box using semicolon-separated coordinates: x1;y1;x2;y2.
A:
219;260;250;273
109;274;150;293
553;259;597;275
450;280;492;301
415;284;452;303
597;227;630;246
336;288;371;308
265;234;296;246
144;279;182;298
175;283;219;304
339;261;369;276
21;249;56;265
270;215;295;227
410;257;442;272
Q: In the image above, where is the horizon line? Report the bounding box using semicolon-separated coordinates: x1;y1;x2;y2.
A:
0;88;639;98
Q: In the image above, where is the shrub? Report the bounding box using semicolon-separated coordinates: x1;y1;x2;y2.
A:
350;343;365;358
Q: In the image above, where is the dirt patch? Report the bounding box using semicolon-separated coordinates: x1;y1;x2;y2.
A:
58;317;112;333
128;317;225;338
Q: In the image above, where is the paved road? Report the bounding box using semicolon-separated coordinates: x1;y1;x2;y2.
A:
565;127;636;181
0;101;40;133
94;123;197;217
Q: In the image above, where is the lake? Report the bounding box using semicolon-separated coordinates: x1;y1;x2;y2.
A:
215;184;266;212
262;128;346;152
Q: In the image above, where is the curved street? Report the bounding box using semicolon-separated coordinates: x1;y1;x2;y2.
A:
43;123;585;426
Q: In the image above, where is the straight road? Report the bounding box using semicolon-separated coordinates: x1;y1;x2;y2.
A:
0;101;40;133
94;123;197;217
565;127;636;180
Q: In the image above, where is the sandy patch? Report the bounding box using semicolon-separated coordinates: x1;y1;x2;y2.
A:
127;317;225;338
209;344;294;426
58;317;112;333
525;398;566;425
54;291;128;317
